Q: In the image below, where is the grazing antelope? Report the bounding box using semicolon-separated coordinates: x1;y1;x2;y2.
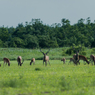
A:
61;58;66;64
30;58;35;65
3;57;10;66
17;56;24;66
79;55;89;64
68;58;75;64
90;54;95;65
40;48;50;66
73;54;89;64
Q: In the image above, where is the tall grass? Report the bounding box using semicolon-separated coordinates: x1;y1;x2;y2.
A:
0;47;93;61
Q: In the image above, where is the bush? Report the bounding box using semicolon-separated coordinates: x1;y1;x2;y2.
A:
65;45;86;55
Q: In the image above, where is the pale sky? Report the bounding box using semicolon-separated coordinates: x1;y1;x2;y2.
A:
0;0;95;27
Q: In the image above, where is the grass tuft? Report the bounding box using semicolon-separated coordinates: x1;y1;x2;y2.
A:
35;68;41;71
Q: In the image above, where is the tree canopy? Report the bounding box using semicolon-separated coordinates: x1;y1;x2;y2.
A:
1;18;95;48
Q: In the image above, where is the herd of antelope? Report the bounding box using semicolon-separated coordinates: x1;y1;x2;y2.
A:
61;47;95;65
1;48;95;67
1;48;50;67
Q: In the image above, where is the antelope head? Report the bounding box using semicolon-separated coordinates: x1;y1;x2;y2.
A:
40;48;50;57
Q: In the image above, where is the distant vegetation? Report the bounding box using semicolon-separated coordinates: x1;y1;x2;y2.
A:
0;47;93;61
0;17;95;48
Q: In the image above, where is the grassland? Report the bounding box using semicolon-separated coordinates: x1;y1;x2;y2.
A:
0;48;95;95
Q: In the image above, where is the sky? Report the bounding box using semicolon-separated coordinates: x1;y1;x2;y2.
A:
0;0;95;27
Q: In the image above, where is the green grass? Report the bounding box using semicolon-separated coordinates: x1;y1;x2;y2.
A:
0;60;95;95
0;47;93;61
0;47;95;95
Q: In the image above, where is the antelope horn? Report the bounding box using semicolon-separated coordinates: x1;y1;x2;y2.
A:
46;48;50;54
40;48;44;54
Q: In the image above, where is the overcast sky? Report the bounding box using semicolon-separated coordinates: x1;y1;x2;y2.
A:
0;0;95;27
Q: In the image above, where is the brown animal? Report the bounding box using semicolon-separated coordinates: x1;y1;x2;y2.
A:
17;56;24;66
30;58;35;65
3;57;10;66
40;48;50;66
0;64;1;67
90;54;95;65
73;47;80;65
68;58;75;64
73;53;80;65
79;55;89;64
73;54;89;65
61;58;66;64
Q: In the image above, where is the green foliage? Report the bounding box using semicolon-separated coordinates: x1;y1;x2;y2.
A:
91;48;95;53
1;18;95;48
0;47;92;61
65;44;86;55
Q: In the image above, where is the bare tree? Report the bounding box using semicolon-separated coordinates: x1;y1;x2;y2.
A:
40;48;50;66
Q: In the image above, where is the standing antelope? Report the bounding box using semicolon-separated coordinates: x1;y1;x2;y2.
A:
61;58;66;64
90;54;95;65
40;48;50;66
30;58;35;65
73;46;82;65
3;57;10;66
17;56;24;66
73;52;80;65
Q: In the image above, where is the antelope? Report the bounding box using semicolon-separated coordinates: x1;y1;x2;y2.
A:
30;58;35;65
68;58;75;64
73;54;89;64
90;54;95;65
17;56;24;66
79;55;89;64
73;46;82;65
61;58;66;64
3;57;10;66
73;53;80;65
40;48;50;66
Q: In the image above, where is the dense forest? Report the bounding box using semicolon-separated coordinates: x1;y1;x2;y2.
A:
0;17;95;48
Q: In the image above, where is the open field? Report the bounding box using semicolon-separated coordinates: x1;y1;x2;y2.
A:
0;48;95;95
0;60;95;95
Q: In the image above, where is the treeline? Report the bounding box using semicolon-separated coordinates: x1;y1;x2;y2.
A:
0;17;95;48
